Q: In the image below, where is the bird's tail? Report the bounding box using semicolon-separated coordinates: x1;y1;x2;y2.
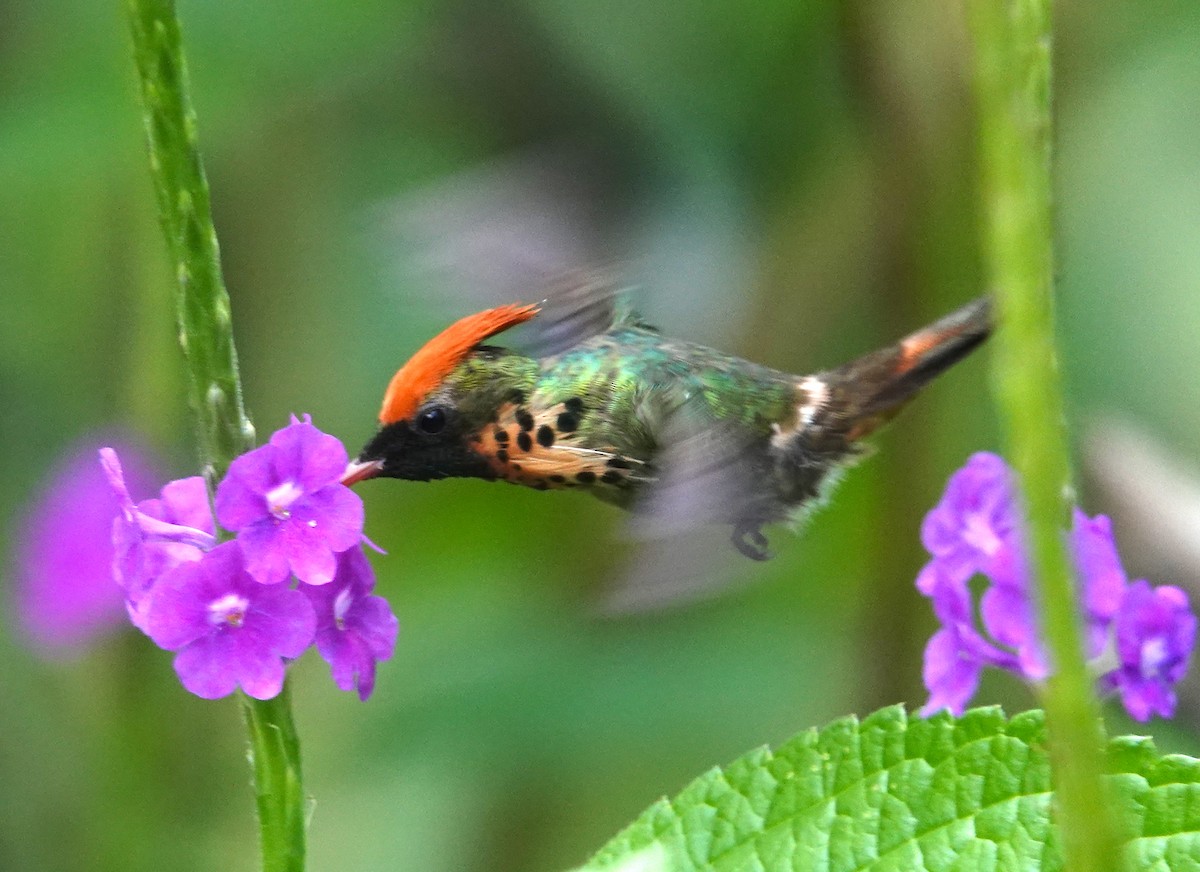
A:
811;297;992;443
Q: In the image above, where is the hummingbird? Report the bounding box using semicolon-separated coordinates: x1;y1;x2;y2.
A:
343;291;991;560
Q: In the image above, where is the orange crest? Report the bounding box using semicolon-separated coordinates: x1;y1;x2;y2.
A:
379;303;540;425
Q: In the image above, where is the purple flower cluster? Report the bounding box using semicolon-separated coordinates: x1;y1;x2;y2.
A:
13;435;163;653
102;416;397;701
918;452;1196;721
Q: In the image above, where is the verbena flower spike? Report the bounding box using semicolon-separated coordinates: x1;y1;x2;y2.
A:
100;416;398;702
918;452;1196;721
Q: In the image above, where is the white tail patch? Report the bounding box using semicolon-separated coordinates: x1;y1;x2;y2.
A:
771;376;828;448
797;376;828;427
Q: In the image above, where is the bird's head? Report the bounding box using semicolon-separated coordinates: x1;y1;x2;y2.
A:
344;304;540;484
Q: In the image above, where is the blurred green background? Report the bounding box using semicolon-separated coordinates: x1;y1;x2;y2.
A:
3;1;1199;869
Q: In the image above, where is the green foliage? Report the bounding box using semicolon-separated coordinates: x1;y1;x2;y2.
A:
580;706;1200;871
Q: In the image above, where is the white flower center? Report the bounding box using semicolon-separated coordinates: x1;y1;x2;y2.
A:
333;587;354;631
209;593;250;628
265;480;304;520
1140;637;1169;678
962;511;1003;557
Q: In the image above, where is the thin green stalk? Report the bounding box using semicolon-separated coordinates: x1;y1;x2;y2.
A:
125;0;254;488
966;0;1123;869
125;2;306;869
241;686;308;872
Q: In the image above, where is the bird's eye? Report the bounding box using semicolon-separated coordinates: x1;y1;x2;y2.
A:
415;406;447;435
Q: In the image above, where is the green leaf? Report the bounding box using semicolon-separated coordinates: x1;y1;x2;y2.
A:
577;706;1200;872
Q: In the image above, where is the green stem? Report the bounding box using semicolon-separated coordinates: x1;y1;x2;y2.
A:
966;0;1123;869
125;0;254;489
241;686;308;872
125;1;306;869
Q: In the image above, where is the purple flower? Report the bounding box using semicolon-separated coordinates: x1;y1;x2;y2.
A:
302;547;399;700
1104;581;1197;721
216;415;363;586
79;416;392;701
1071;509;1127;656
142;542;316;700
12;435;162;654
100;448;215;630
917;452;1196;721
920;452;1020;584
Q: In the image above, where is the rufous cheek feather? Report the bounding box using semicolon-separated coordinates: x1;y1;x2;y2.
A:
378;303;540;426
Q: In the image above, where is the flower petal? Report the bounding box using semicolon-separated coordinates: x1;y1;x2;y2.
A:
294;485;364;553
920;627;983;717
173;635;242;699
250;585;317;659
225;630;290;700
143;544;242;649
321;632;377;699
349;595;400;661
237;520;294;586
1071;509;1127;625
215;446;277;530
1116;676;1175;722
215;418;365;588
920;452;1020;584
160;476;215;534
279;521;339;586
270;417;349;493
980;583;1033;651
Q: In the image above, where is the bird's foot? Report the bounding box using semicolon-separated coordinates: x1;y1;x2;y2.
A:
731;521;773;561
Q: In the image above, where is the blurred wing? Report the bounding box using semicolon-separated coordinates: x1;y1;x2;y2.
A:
599;525;749;615
632;393;763;536
519;268;629;357
601;392;767;613
380;148;629;353
386;148;608;298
